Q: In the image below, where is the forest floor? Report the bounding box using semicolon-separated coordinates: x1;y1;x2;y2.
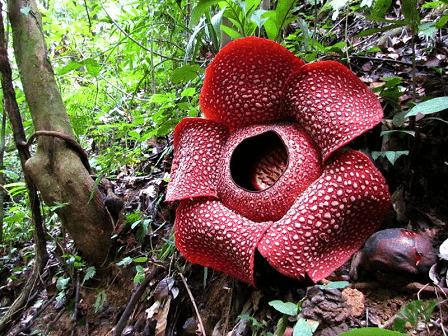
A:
1;7;448;336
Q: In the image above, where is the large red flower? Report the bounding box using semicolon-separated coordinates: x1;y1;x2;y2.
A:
166;37;390;286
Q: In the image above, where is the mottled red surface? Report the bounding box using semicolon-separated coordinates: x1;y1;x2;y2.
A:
167;37;391;285
200;37;304;129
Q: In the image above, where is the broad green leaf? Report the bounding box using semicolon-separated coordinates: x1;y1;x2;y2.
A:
171;65;203;84
405;97;448;117
133;256;148;263
422;1;445;8
83;58;101;77
340;328;407;336
252;9;268;28
191;0;220;25
371;151;409;165
56;277;70;291
318;281;350;289
133;265;145;284
273;0;296;31
82;266;96;285
94;290;107;313
419;22;437;39
116;256;133;266
56;61;83;75
220;24;242;40
181;87;196;97
262;11;278;40
293;318;319;336
370;0;392;21
329;0;351;19
436;14;448;28
274;316;288;336
402;0;420;27
268;300;298;316
394;300;438;332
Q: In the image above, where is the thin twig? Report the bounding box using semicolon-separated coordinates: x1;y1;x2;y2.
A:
82;0;92;34
112;267;160;336
45;308;65;334
71;272;81;336
179;273;207;336
13;295;56;335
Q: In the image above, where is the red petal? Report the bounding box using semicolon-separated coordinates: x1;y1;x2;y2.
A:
217;123;322;222
286;61;383;161
258;150;390;282
166;118;229;202
175;199;271;285
200;37;304;129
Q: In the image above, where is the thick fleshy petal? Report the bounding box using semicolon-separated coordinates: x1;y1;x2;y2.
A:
286;61;383;161
258;150;390;282
175;199;271;285
200;37;304;129
217;123;322;222
166;118;229;202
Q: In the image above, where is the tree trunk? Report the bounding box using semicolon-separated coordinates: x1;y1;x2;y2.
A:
7;0;112;263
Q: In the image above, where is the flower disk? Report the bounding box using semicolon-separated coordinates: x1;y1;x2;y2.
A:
218;123;322;222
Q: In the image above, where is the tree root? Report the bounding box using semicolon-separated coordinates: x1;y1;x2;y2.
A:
0;259;45;334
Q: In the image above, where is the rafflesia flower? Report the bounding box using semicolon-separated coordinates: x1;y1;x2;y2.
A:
166;37;390;286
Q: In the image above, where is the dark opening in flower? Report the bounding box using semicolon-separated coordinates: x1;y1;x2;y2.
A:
167;37;391;286
230;131;288;192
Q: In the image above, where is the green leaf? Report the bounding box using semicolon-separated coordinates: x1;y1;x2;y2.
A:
370;0;392;21
133;265;145;284
133;256;148;263
181;87;196;97
419;22;437;39
116;256;133;267
274;316;288;336
393;300;438;332
371;151;409;165
56;61;83;75
82;266;96;285
268;300;298;316
318;281;350;289
402;0;420;27
83;58;101;77
262;11;278;40
221;24;242;40
404;97;448;117
252;9;268;28
293;318;319;336
56;277;70;291
436;14;448;28
171;65;203;84
94;290;107;313
191;0;220;26
263;0;296;40
340;327;407;336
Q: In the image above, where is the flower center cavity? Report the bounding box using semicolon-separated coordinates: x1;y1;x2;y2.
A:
230;131;288;192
